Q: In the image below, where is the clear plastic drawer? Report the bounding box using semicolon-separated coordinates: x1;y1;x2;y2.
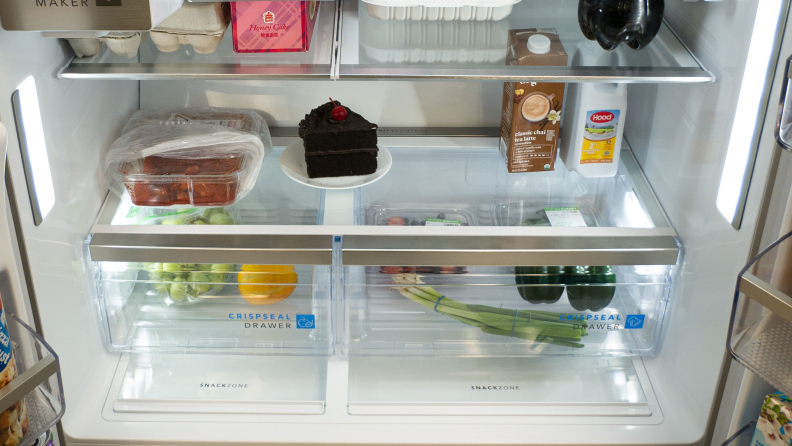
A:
343;264;672;357
93;262;333;355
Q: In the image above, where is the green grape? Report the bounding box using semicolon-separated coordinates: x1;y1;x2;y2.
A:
208;272;226;292
163;263;184;273
202;208;221;219
209;213;235;225
211;264;230;272
154;272;173;293
161;217;186;225
184;264;198;271
197;264;212;271
169;280;189;302
189;272;211;296
193;220;208;225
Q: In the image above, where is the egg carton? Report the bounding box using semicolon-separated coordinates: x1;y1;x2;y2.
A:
68;32;145;58
363;0;520;21
360;17;510;63
150;2;230;54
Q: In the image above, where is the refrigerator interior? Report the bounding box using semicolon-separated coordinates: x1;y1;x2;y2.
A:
0;0;787;443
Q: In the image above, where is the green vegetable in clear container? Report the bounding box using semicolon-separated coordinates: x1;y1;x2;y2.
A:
143;208;236;305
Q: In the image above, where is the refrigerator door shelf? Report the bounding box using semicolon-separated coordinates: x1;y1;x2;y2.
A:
729;231;792;397
93;261;333;355
2;315;65;446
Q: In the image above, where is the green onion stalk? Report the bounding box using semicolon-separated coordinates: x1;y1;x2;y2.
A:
391;274;587;349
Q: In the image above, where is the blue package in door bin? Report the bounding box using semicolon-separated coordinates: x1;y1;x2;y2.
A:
751;392;792;446
296;314;315;329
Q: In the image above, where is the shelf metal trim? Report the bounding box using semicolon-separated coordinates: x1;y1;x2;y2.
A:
739;272;792;324
59;63;333;80
337;65;715;83
89;233;334;265
341;235;680;266
0;354;57;415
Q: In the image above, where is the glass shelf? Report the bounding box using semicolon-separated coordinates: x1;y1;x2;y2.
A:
339;0;713;82
89;136;679;267
59;1;336;80
348;356;655;416
59;0;713;82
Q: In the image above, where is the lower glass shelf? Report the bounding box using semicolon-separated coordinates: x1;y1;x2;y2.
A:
348;356;654;416
111;354;327;415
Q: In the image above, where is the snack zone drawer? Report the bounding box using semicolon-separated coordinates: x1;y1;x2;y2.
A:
93;262;332;355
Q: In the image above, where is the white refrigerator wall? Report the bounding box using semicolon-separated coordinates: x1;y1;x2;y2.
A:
626;0;787;443
0;30;139;444
0;0;783;444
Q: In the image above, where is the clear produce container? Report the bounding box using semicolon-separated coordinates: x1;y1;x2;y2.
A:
365;205;475;274
104;108;270;208
93;262;333;355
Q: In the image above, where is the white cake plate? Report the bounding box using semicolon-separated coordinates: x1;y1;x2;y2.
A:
280;141;392;190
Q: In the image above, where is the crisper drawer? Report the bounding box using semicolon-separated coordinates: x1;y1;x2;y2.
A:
94;261;333;355
342;144;679;357
343;264;671;357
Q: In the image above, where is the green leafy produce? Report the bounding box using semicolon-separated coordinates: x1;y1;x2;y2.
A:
566;266;616;311
143;208;235;305
515;266;565;304
393;274;587;348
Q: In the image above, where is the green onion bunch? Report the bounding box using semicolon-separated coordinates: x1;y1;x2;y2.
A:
392;274;587;349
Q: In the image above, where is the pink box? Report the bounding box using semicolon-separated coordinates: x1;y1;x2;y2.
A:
231;1;318;53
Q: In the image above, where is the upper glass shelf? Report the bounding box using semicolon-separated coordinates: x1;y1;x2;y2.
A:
339;0;713;82
59;0;712;82
59;1;336;80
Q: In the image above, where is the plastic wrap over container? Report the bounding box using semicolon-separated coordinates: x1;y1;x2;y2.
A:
363;0;520;21
122;107;269;140
104;108;270;207
150;2;230;54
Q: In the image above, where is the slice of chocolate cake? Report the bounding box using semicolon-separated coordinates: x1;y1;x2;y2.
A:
298;100;378;178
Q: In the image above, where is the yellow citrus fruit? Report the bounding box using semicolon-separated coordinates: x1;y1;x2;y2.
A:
238;265;298;305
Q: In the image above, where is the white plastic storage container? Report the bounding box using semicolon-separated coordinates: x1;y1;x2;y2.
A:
359;14;510;63
363;0;520;21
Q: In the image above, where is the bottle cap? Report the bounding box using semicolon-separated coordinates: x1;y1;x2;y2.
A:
527;34;551;54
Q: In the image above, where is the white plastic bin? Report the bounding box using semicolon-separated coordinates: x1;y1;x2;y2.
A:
363;0;520;21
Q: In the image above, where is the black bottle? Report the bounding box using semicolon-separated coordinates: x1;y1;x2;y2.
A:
578;0;664;51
